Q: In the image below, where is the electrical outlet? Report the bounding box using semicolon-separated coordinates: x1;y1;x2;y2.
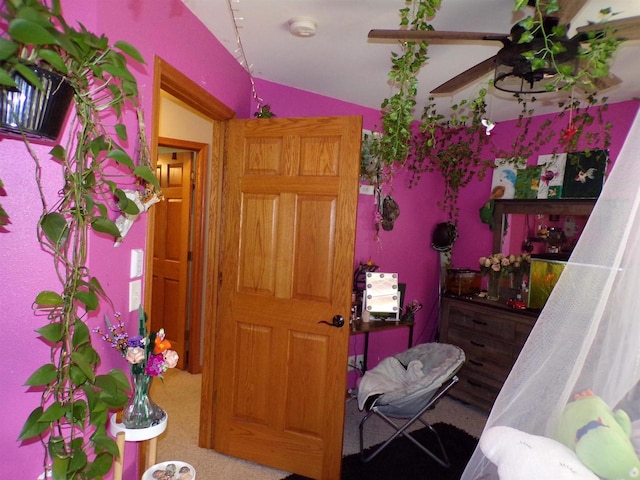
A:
347;354;364;372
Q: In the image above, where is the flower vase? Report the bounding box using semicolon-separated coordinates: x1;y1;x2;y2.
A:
122;373;166;429
487;275;500;301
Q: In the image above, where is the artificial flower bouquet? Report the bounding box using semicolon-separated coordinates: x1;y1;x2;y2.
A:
94;306;179;428
479;253;531;277
94;306;179;377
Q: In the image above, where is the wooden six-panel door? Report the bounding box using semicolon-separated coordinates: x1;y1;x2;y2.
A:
213;116;362;479
150;152;193;370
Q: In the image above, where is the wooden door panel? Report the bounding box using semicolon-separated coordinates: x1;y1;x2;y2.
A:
214;116;361;479
150;152;192;370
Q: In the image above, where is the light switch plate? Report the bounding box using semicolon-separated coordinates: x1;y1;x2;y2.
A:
129;279;141;312
130;248;144;278
359;184;374;195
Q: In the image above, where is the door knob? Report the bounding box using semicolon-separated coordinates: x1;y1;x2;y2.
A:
318;315;345;328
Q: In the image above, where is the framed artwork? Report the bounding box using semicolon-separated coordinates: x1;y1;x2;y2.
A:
490;158;519;200
562;150;608;199
537;153;567;199
515;166;543;199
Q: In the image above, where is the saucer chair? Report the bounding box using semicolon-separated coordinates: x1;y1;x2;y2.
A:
357;342;465;465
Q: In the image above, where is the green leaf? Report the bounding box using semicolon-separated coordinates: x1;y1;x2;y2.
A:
91;217;121;238
109;368;131;391
37;48;68;74
101;63;136;82
75;290;99;312
70;352;95;383
134;165;161;190
0;68;17;88
114;123;127;141
92;433;119;458
72;319;90;347
94;374;118;395
114;40;146;64
0;38;18;61
9;18;57;45
25;363;57;386
36;322;63;342
86;451;114;477
67;448;87;474
35;290;63;306
13;63;44;90
18;406;47;441
51;453;70;480
40;212;68;247
39;401;65;422
49;145;66;160
106;149;134;169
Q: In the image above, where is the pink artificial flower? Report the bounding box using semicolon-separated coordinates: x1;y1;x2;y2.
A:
163;350;179;369
125;347;145;365
145;353;166;376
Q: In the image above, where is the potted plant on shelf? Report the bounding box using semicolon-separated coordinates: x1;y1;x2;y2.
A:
2;1;160;478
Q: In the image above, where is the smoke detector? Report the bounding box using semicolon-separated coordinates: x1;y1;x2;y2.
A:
288;17;317;37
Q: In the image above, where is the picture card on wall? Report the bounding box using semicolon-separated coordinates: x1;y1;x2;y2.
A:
490;158;520;200
562;150;608;199
537;153;567;199
515;166;543;199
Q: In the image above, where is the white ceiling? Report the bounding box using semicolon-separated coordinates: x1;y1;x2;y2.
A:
182;0;640;123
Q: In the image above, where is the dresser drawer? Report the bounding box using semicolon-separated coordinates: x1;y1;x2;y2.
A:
448;327;512;380
450;369;502;412
447;303;516;342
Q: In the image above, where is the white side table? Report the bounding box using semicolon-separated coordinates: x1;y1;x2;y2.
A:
109;413;168;480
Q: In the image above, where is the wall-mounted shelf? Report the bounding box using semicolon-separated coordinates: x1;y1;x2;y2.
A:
491;199;597;253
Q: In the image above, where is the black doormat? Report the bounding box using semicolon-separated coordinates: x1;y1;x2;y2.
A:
282;422;478;480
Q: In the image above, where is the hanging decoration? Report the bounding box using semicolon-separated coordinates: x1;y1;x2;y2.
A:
225;0;275;117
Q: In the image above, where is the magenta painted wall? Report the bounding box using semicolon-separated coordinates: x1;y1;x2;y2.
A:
2;0;639;477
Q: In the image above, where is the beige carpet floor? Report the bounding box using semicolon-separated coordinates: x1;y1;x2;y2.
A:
149;368;487;479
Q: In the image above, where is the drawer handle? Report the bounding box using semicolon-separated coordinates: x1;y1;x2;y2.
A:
469;359;484;367
470;340;485;348
467;379;484;388
472;319;488;326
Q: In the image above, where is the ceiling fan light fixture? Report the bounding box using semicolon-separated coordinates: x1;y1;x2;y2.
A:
288;17;317;38
493;57;578;94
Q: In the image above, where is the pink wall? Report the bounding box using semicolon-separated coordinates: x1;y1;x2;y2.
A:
2;0;639;477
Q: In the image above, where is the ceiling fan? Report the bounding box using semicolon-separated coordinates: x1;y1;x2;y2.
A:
368;0;640;95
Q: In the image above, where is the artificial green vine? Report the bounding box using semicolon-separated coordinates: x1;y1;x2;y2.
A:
514;0;620;92
3;1;160;478
377;0;441;167
409;90;492;222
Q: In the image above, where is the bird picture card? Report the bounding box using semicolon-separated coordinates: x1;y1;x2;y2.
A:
515;166;543;199
537;153;567;199
562;150;608;199
490;158;521;200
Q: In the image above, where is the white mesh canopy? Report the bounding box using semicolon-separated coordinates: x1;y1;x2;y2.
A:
462;109;640;479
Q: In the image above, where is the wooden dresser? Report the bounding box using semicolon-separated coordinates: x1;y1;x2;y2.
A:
439;295;538;411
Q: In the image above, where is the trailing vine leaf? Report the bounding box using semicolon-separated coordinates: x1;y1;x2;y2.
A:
24;363;57;386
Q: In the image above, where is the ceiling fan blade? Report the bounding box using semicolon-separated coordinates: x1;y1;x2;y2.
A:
576;15;640;41
430;56;497;95
554;0;588;25
590;74;622;91
368;29;508;43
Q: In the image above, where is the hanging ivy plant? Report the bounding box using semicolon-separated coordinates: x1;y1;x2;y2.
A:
409;90;492;222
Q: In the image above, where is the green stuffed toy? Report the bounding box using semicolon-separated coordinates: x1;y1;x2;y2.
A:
556;390;640;480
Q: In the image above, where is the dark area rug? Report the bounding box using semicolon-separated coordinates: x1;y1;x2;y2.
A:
282;422;478;480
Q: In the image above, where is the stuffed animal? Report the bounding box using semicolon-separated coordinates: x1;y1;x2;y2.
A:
556;390;640;480
480;425;599;480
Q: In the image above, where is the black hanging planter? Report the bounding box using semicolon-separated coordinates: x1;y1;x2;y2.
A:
0;66;74;141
